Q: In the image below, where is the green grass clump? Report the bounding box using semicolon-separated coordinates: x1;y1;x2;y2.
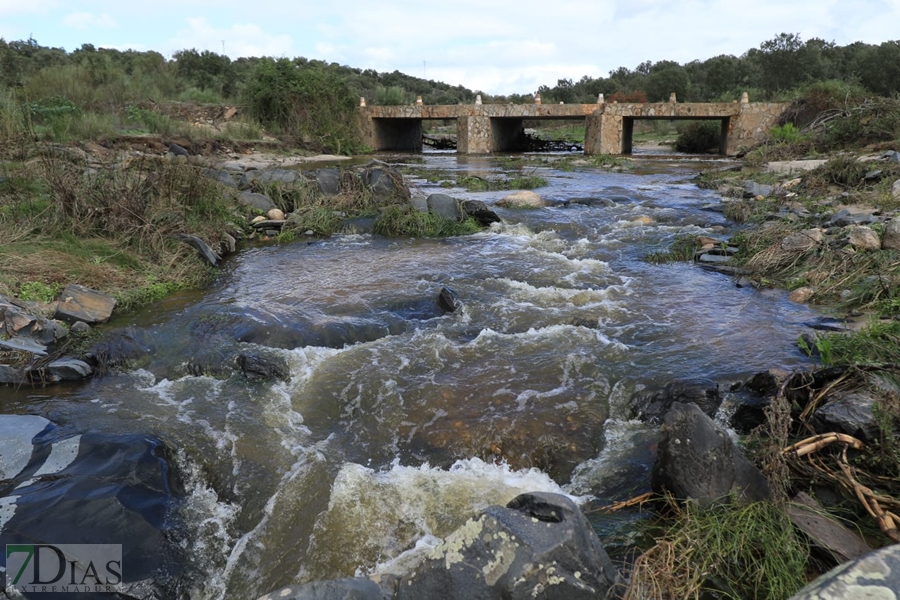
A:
802;321;900;367
285;206;341;237
627;500;808;600
456;174;547;192
18;281;63;303
373;205;481;237
644;235;701;264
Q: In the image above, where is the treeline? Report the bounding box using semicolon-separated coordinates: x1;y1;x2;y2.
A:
0;37;478;107
533;33;900;104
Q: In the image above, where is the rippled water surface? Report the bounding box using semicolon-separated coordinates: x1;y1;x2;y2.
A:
4;153;822;598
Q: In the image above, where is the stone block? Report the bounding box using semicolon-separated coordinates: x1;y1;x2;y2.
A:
55;284;116;324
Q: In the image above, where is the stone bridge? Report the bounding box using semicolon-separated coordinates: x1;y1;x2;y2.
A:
359;95;788;156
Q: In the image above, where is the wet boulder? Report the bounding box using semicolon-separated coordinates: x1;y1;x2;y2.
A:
497;190;544;209
237;352;290;382
426;193;464;221
651;402;769;506
628;380;722;423
257;578;383;600
82;328;154;371
0;415;186;599
436;287;461;314
394;492;623;600
812;390;880;443
460;199;501;226
364;163;407;202
789;544;900;600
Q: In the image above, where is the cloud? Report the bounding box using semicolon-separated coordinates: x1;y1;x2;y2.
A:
62;12;116;30
166;16;294;58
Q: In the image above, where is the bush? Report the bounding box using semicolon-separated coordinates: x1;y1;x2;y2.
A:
674;121;721;153
375;86;408;105
768;123;803;143
242;58;362;154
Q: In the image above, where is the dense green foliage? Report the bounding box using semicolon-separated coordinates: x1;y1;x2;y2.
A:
242;58;361;153
674;121;721;153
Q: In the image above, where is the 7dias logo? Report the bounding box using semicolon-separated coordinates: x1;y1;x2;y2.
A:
6;544;123;593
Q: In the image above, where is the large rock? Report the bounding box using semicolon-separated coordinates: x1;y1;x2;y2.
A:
789;544;900;600
426;193;464;221
497;191;544;209
460;200;501;226
812;390;880;443
258;579;383;600
239;191;277;212
364;164;406;202
0;416;186;598
629;381;722;423
1;301;67;345
847;225;881;251
781;228;824;252
316;168;341;196
743;180;774;198
201;167;237;188
394;492;623;600
882;217;900;250
893;179;900;201
651;402;769;506
55;284;117;325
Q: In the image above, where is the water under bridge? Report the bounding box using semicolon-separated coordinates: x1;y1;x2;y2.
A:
359;94;788;156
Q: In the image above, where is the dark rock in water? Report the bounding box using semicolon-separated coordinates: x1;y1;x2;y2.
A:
394;491;623;600
436;287;461;314
55;284;117;325
82;328;154;371
812;390;879;443
340;217;377;235
174;233;221;266
789;543;900;600
804;317;849;332
201;167;237;188
426;193;463;222
0;335;47;356
568;196;615;208
237;352;290;382
0;364;22;384
168;143;189;157
239;191;276;211
257;578;383;600
629;380;722;423
460;199;501;226
45;358;93;380
316;168;341;196
651;402;769;507
0;416;185;599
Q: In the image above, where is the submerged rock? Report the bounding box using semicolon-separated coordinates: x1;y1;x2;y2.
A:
0;415;186;598
460;199;501;226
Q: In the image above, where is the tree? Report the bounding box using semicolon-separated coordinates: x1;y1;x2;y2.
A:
853;41;900;96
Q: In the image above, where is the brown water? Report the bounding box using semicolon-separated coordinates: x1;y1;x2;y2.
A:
1;153;821;598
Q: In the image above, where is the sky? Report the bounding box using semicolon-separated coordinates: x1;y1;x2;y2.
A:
2;0;899;96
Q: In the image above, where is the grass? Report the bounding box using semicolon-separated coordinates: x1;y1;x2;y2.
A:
0;156;234;312
644;235;702;264
456;173;547;192
626;499;809;600
802;321;900;367
284;206;342;237
373;204;481;237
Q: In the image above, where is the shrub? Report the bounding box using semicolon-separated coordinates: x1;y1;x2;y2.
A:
242;58;362;154
768;123;803;143
375;86;408;105
674;121;721;153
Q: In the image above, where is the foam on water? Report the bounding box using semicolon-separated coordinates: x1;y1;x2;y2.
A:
303;457;588;581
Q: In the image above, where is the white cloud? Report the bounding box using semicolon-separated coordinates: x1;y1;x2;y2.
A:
166;17;293;58
62;12;116;30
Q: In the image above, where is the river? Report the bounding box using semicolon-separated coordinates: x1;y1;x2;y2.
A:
1;152;821;598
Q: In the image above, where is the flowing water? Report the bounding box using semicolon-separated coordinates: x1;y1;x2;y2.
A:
2;153;823;598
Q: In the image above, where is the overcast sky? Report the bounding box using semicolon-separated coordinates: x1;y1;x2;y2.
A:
2;0;898;95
